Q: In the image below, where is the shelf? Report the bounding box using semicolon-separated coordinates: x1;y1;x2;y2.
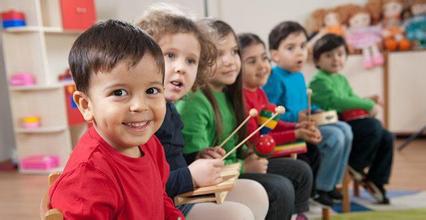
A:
4;26;82;35
9;84;63;91
19;166;63;174
16;126;67;134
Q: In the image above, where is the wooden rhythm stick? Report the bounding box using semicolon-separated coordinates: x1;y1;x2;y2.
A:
218;109;258;148
222;106;285;160
307;89;312;121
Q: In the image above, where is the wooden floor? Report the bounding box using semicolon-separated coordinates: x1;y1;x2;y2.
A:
1;139;425;219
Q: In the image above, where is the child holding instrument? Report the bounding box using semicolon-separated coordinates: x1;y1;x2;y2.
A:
309;33;394;204
137;4;269;219
177;18;312;220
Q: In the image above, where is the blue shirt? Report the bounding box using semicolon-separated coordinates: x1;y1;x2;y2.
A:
263;66;318;122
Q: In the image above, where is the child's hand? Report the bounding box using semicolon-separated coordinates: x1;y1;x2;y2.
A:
369;95;384;106
298;111;308;122
296;120;316;129
369;105;380;117
243;153;268;174
196;147;226;159
295;127;322;144
188;159;224;187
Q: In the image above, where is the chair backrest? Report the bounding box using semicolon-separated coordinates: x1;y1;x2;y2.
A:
40;172;63;220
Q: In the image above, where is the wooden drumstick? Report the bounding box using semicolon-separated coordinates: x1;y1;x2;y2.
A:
307;89;312;121
218;109;258;148
222;106;285;160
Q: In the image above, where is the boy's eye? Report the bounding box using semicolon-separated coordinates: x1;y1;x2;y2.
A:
112;89;128;96
146;87;162;95
232;48;239;55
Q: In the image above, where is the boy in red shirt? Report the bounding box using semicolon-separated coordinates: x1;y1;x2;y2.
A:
48;20;183;219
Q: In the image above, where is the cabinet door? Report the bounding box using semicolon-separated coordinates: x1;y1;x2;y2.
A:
388;51;426;133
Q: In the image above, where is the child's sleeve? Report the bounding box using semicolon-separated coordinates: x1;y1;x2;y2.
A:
263;73;283;106
167;168;194;198
177;94;213;154
49;164;120;219
310;75;375;112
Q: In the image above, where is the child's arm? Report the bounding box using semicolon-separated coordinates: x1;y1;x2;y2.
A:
310;75;375;112
167;168;194;198
49;165;120;219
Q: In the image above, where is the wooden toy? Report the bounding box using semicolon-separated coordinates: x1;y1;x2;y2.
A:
1;10;26;28
271;141;308;158
20;155;60;170
21;116;41;129
257;106;279;134
341;109;370;121
311;110;339;125
9;72;36;86
222;106;285;160
218;109;257;148
174;163;241;205
307;89;313;121
255;134;276;156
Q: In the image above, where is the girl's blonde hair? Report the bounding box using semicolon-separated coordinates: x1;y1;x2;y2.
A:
136;3;217;90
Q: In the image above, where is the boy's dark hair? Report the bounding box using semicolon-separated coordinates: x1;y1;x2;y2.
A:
197;18;246;145
268;21;308;50
238;33;266;52
69;19;164;93
312;33;349;63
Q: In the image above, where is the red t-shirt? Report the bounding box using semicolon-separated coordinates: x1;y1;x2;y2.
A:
49;126;184;220
244;88;297;144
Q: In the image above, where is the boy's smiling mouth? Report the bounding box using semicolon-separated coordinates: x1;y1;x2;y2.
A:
123;121;151;130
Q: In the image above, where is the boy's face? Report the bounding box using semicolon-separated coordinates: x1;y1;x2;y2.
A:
74;54;166;155
241;43;271;90
210;33;241;91
271;32;308;72
316;45;347;74
158;33;201;102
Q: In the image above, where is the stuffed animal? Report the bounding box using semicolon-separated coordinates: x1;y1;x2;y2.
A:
404;0;426;49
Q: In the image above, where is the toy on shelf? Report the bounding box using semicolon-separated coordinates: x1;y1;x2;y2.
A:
368;0;411;51
404;0;426;49
1;10;26;28
9;72;36;86
340;4;384;69
20;155;60;171
58;69;73;82
174;163;241;205
21;116;41;129
60;0;96;30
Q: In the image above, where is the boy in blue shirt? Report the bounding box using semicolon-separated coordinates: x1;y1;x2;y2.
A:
264;21;353;206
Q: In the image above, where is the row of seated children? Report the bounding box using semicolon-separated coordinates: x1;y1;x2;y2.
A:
47;3;394;220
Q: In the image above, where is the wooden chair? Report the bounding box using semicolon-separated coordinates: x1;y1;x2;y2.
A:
40;172;63;220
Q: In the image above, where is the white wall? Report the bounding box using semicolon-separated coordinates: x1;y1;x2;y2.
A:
95;0;368;42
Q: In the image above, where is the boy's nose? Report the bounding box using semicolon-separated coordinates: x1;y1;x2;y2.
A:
129;96;147;112
175;59;186;74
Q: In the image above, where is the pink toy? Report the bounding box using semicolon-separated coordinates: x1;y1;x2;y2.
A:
9;72;36;86
20;155;60;170
21;116;41;129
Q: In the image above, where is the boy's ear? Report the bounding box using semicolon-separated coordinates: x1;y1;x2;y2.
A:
73;91;94;121
270;49;279;63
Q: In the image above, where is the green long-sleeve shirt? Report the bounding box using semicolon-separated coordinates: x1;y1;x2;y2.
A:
176;90;242;166
309;70;375;112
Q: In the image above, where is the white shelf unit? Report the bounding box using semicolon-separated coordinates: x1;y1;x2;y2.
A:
1;0;84;173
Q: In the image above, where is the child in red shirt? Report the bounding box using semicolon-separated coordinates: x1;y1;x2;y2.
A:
48;20;183;220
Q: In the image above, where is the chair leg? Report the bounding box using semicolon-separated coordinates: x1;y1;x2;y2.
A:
353;181;360;197
322;207;330;220
342;170;351;212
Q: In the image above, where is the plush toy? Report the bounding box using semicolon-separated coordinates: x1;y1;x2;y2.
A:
340;4;384;69
368;0;411;51
404;0;426;49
